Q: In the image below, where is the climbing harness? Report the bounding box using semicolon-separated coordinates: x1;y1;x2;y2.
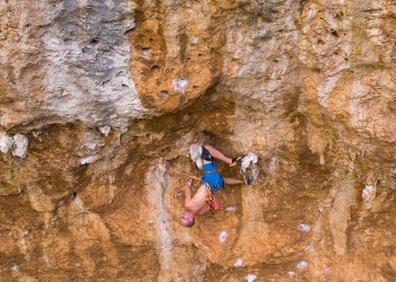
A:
205;184;221;214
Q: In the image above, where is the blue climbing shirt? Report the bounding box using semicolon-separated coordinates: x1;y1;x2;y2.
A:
201;161;224;192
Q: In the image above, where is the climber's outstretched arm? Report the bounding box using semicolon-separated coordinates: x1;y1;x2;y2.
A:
203;144;232;164
182;183;192;207
223;177;244;185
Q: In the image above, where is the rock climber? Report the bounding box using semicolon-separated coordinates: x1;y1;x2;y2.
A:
180;144;244;228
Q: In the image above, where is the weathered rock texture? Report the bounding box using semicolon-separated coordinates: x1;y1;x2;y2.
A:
1;0;395;281
0;0;145;129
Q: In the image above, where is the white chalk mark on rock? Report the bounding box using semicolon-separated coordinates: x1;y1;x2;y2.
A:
234;258;244;267
287;271;297;278
246;274;257;282
79;155;98;165
11;263;19;272
219;231;228;243
297;260;308;271
99;126;111;136
226;206;237;212
172;76;188;92
298;224;311;233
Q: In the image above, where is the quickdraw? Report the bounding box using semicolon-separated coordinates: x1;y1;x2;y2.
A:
205;184;221;214
205;186;216;214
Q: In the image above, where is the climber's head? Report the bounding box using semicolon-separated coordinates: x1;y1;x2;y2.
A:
180;211;195;228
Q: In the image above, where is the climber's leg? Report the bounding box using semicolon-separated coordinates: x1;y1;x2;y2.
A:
223;177;244;185
203;144;232;164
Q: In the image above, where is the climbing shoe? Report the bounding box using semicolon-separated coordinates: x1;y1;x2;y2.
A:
229;156;244;167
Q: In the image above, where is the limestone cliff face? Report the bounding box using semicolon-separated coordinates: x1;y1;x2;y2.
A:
1;1;395;281
0;0;145;129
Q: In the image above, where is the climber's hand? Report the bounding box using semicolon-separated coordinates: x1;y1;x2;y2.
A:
229;156;244;167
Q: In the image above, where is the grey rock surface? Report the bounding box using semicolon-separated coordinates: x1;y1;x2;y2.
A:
0;0;146;130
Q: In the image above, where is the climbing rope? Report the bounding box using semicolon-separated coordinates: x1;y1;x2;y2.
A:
167;168;201;181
